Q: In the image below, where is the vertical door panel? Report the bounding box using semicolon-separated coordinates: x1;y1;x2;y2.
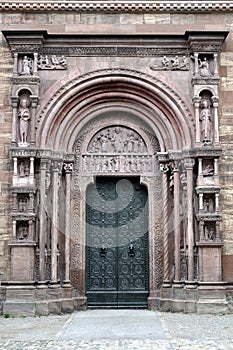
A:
86;177;149;308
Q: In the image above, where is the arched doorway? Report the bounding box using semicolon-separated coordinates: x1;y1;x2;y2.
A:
85;176;149;308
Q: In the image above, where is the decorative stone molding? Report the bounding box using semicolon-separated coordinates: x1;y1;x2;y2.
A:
1;1;233;13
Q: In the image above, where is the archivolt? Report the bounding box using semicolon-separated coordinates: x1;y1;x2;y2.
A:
36;68;194;152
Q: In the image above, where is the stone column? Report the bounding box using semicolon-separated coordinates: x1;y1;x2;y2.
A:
173;162;181;282
184;159;195;281
11;97;19;145
30;96;38;146
193;97;201;146
39;159;47;283
213;53;218;76
63;162;73;286
50;161;60;286
199;193;204;212
13;52;18;76
161;163;170;286
194;52;199;76
33;53;38;75
211;96;219;145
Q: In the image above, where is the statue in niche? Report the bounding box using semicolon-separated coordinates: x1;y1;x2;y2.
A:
19;56;33;76
203;162;214;177
198;57;211;77
18;224;28;240
203;196;215;213
204;225;215;241
18;160;29;177
18;197;27;212
200;99;212;143
18;99;31;146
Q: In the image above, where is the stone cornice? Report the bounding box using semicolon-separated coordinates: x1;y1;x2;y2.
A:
0;1;233;13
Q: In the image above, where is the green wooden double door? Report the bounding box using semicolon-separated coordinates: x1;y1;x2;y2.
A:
86;177;149;308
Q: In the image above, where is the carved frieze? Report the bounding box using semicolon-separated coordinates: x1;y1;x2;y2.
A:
150;55;189;71
37;55;67;70
82;154;153;174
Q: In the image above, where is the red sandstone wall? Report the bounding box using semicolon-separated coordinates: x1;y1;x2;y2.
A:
0;9;233;281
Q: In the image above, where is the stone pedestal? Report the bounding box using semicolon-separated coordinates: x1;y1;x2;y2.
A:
197;282;228;314
197;241;223;282
9;243;36;281
3;285;36;317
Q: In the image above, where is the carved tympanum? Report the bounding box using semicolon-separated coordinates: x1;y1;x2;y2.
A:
88;126;147;154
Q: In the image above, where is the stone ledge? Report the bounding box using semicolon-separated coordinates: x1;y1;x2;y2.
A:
0;1;233;13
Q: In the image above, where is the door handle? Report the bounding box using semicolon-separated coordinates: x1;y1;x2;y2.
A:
128;243;135;257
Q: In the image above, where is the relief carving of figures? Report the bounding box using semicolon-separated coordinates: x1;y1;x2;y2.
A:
19;55;33;76
150;55;189;71
88;126;147;154
200;99;212;144
38;54;67;70
18;99;31;147
82;154;152;174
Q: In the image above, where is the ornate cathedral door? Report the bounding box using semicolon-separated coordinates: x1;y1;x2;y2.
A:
86;177;149;308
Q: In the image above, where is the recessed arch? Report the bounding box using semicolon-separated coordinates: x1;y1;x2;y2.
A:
36;68;194;152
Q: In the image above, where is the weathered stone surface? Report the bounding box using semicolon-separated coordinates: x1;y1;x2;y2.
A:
0;7;232;315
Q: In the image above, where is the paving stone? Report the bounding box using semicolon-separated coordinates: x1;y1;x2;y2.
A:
0;310;233;349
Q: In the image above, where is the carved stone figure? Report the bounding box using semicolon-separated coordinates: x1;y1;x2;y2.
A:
38;54;67;70
162;55;170;68
200;99;212;143
20;56;33;76
203;196;215;213
88;126;146;154
203;162;214;177
18;197;27;212
18;99;31;146
171;56;179;69
198;57;211;77
18;160;29;177
204;225;215;241
18;224;28;240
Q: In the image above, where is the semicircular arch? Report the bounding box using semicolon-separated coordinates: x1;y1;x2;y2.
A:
36;68;194;152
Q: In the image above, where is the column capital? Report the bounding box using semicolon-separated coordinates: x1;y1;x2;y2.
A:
11;96;19;107
211;95;219;105
30;95;39;107
183;158;195;170
170;159;180;172
63;162;74;173
192;96;201;105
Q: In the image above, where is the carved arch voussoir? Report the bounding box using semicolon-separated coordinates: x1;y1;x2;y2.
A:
36;68;194;151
